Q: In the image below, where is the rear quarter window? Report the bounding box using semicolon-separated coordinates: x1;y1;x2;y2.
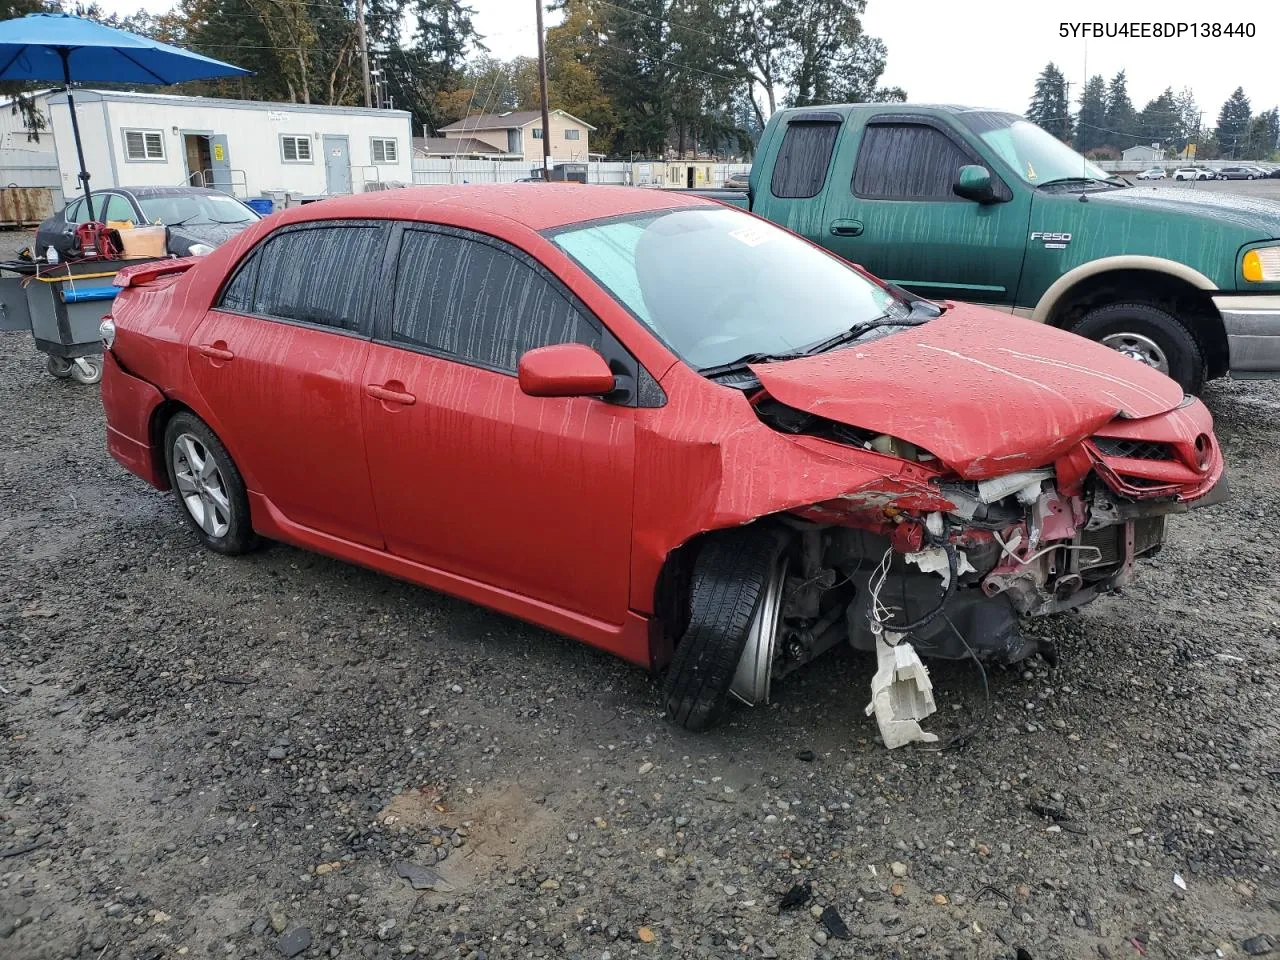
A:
770;120;841;199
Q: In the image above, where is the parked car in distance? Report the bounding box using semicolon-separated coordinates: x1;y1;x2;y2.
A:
99;184;1225;736
1172;167;1216;180
1218;166;1261;180
35;186;260;261
689;104;1280;394
723;170;751;190
1135;167;1167;180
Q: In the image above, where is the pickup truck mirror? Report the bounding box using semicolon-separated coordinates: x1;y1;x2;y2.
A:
953;164;998;204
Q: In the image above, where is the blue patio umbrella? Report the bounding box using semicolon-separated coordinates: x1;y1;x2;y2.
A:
0;13;250;221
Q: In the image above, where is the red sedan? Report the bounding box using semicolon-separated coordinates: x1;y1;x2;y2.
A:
99;185;1224;741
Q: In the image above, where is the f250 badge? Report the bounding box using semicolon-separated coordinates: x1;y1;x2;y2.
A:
1031;231;1072;249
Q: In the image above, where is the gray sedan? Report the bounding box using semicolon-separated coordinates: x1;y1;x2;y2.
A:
35;186;260;260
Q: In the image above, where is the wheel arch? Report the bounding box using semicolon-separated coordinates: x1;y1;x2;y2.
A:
148;398;194;486
1033;258;1230;379
650;518;798;671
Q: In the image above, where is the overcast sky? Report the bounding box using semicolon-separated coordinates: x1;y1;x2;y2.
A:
94;0;1279;121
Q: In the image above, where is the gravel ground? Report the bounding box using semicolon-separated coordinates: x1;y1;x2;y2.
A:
2;260;1280;960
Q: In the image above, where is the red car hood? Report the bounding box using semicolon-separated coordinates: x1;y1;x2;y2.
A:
750;306;1185;479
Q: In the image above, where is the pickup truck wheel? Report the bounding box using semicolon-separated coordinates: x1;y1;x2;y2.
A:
1069;302;1205;394
663;526;789;732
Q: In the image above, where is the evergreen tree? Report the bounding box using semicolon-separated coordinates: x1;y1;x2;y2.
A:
1075;74;1107;152
1026;62;1072;142
1103;70;1136;148
1215;87;1252;159
1174;87;1200;140
1243;107;1279;160
1136;87;1181;148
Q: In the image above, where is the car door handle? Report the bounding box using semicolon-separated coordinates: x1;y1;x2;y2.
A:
829;219;864;237
366;383;416;406
197;342;234;362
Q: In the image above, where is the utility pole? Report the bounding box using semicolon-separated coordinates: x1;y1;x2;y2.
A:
1063;80;1072;142
356;0;372;109
535;0;552;175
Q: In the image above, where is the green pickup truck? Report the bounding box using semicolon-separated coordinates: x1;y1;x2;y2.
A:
705;104;1280;394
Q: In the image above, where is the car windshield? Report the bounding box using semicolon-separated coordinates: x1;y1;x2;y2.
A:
958;111;1110;186
548;206;907;371
136;193;258;226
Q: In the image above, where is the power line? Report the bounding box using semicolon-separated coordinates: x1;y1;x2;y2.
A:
592;0;725;47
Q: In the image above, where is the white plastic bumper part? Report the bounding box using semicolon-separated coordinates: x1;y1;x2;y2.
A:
865;635;939;749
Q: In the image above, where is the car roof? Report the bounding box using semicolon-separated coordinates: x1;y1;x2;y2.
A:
122;186;230;199
272;184;720;232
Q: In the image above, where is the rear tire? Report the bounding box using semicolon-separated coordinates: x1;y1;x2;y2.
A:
662;526;789;732
1068;301;1205;395
163;411;257;555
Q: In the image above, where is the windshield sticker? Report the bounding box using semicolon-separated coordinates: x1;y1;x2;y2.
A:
729;226;771;248
1026;162;1037;181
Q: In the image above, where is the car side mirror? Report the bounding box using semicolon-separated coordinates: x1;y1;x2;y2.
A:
953;164;998;204
518;343;616;398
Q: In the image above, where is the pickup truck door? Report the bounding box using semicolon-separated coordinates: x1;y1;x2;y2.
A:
746;111;845;241
819;115;1031;306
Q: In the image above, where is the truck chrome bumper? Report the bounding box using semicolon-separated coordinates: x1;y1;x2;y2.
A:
1214;294;1280;377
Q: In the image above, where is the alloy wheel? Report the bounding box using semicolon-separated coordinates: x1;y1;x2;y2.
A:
172;433;232;538
729;555;789;706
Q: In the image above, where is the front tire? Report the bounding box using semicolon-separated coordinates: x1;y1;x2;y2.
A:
163;411;257;555
1069;302;1205;395
663;526;789;731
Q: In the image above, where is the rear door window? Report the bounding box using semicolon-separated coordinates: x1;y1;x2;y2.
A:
248;223;384;332
770;120;841;199
390;227;600;373
853;123;973;200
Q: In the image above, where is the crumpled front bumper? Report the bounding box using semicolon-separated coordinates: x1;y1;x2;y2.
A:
1214;294;1280;376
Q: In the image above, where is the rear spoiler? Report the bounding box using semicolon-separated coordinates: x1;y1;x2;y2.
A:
113;257;199;289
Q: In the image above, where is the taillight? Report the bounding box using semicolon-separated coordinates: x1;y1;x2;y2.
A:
99;315;115;349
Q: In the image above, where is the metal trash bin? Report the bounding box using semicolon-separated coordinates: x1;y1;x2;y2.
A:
0;259;152;384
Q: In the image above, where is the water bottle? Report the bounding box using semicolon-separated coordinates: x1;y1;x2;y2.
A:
46;245;59;264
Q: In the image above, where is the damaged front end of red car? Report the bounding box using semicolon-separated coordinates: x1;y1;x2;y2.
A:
728;380;1225;747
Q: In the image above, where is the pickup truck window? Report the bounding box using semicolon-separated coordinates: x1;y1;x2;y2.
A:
853;124;972;201
549;206;902;371
958;111;1109;186
770;121;841;199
